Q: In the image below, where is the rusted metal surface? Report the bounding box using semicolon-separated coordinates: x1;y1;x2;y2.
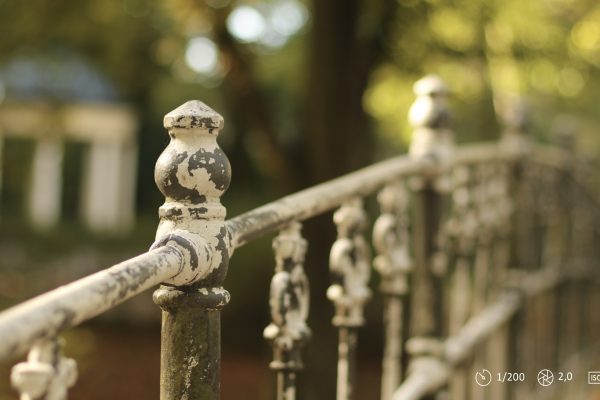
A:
263;223;311;400
0;246;183;360
152;100;232;400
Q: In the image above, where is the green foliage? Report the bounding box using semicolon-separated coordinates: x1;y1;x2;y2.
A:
365;0;600;153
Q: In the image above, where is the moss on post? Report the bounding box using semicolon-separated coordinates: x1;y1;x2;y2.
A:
152;101;232;400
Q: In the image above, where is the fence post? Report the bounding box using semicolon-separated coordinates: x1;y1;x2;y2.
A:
497;96;533;399
151;101;232;399
406;75;453;398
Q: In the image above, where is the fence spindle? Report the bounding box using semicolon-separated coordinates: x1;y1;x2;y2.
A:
264;222;311;400
373;182;412;400
328;198;371;400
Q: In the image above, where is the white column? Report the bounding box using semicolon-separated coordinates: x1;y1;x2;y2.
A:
28;137;64;229
82;141;135;233
116;142;137;231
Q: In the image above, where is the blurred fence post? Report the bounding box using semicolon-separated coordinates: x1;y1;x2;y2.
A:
406;75;453;398
151;101;232;400
497;96;534;398
479;97;530;400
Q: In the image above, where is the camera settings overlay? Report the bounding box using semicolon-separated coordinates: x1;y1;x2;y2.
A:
473;369;594;387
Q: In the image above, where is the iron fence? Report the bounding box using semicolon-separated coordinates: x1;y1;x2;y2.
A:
0;75;599;400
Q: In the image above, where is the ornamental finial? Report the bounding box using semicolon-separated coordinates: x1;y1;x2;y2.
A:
152;100;231;286
496;94;531;155
408;75;453;162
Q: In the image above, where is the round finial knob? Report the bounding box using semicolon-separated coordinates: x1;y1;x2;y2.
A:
155;100;231;228
496;95;528;133
408;75;454;166
409;75;451;131
163;100;224;132
496;95;532;155
413;75;449;97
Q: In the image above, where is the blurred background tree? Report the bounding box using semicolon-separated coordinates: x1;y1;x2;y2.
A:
1;0;600;398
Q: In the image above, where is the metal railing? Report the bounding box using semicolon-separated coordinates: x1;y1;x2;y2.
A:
0;75;598;400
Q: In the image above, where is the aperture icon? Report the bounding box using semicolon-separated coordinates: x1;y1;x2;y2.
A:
538;369;554;387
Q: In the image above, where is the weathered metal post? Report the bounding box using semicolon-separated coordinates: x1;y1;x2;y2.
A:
553;121;586;372
497;96;532;270
406;75;453;398
152;101;232;399
497;95;532;399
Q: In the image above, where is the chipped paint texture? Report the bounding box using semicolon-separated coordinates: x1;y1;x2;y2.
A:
11;338;77;400
327;198;372;328
0;246;182;360
263;223;311;400
153;100;231;286
0;76;598;400
152;101;232;400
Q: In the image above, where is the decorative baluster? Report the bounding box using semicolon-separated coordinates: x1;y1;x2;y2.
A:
471;163;495;312
11;338;77;400
327;198;371;400
555;127;585;382
536;167;562;376
470;162;507;400
373;182;412;400
490;162;513;290
485;161;513;400
446;166;477;400
264;222;311;400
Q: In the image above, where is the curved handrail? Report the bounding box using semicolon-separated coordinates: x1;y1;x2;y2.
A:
0;140;592;363
0;141;558;362
226;141;518;249
0;246;183;360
